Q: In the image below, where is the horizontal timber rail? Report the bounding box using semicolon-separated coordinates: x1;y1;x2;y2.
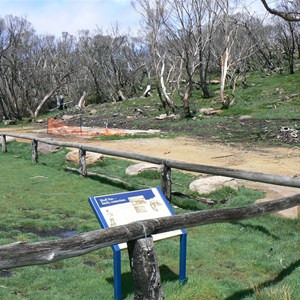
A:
1;192;300;270
1;132;300;189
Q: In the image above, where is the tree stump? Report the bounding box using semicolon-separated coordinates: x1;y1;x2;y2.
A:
79;149;87;176
31;139;38;163
127;237;164;300
161;164;172;202
1;135;7;153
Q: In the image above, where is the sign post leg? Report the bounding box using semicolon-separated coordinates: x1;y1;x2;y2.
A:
179;232;187;284
113;250;122;300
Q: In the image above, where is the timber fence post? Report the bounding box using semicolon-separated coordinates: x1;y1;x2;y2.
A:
161;164;172;202
79;149;87;176
31;139;38;163
127;237;164;300
2;135;7;153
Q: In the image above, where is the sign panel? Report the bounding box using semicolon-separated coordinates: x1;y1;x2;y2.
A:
89;187;183;250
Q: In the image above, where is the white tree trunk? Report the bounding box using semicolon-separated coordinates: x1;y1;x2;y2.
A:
143;85;151;97
34;86;61;118
220;47;229;108
77;91;87;109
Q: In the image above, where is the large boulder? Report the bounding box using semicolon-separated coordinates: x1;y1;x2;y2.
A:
126;162;162;176
65;149;104;165
38;142;60;154
189;176;239;194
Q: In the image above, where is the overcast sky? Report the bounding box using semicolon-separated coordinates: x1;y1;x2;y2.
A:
0;0;266;37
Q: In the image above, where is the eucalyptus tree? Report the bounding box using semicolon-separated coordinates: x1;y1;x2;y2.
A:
76;27;147;105
0;15;38;118
295;23;300;58
132;0;177;114
260;0;300;22
273;17;298;75
33;31;78;117
209;1;260;108
0;16;78;119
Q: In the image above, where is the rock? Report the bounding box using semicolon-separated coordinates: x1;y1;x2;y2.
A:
3;119;16;125
189;176;239;194
199;108;223;116
35;119;46;123
38;142;61;154
62;115;75;121
209;79;220;84
65;149;104;165
0;136;16;143
126;162;162;176
134;108;144;115
238;115;253;121
155;114;180;120
89;109;97;115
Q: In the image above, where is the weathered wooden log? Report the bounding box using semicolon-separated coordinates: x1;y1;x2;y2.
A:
31;139;38;163
65;167;142;190
79;149;87;176
161;164;172;202
1;135;7;153
1;193;300;270
128;237;164;300
1;132;300;188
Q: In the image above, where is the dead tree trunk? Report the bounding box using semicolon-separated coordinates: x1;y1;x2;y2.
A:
32;139;38;163
220;47;230;109
1;135;7;153
79;149;87;176
77;91;87;109
127;237;164;300
143;85;151;97
161;164;172;202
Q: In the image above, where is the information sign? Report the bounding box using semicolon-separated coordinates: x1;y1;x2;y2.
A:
89;187;187;300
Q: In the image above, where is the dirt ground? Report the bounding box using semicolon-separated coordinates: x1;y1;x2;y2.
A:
89;136;300;208
2;127;300;216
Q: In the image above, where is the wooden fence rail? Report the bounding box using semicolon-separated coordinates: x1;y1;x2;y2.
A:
1;192;300;270
1;132;300;190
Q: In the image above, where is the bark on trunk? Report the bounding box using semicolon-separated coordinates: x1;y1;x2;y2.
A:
161;164;172;202
128;237;164;300
182;81;192;117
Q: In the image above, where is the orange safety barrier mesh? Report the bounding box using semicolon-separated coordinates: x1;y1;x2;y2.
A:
47;118;127;137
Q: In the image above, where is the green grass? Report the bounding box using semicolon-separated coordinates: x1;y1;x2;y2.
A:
0;142;299;299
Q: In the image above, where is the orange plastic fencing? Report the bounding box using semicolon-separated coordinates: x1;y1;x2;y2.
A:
47;118;127;137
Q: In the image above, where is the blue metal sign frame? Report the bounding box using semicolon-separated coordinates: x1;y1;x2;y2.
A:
89;187;187;300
